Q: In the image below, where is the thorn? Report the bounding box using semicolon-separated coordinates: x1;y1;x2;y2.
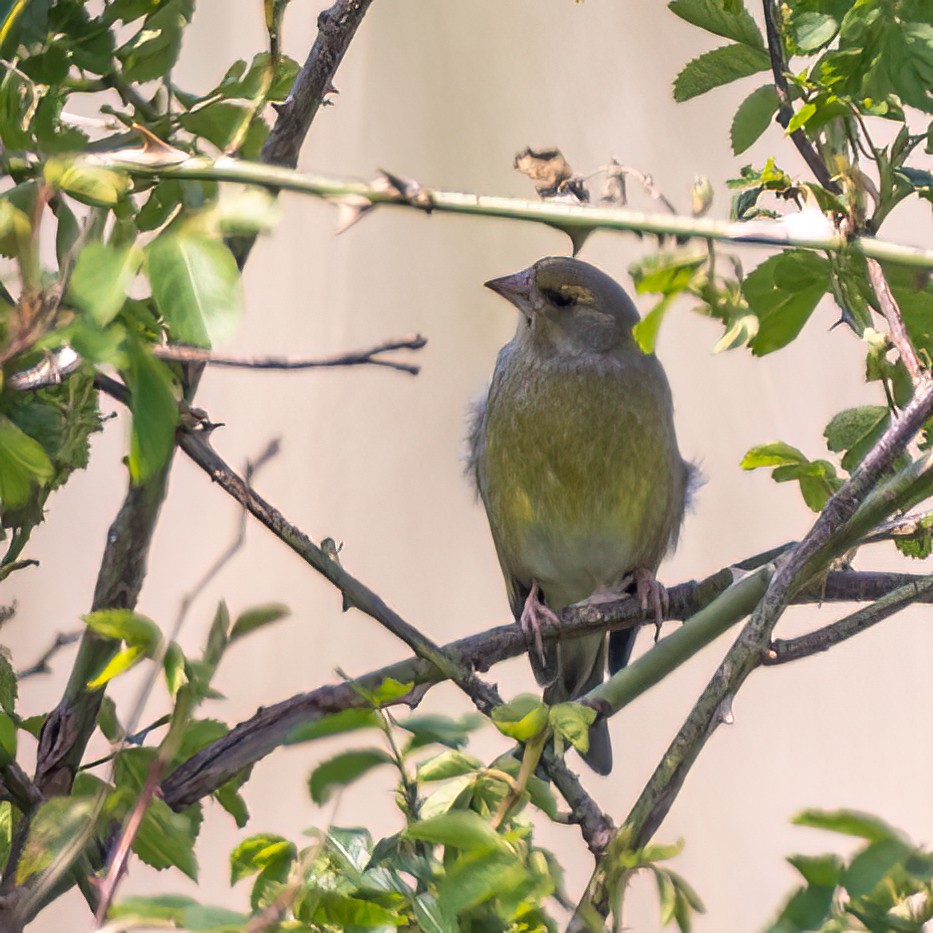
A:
330;194;375;234
377;169;433;210
717;697;735;725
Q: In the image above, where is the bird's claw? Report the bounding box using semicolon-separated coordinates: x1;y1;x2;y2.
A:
634;567;669;642
520;581;559;665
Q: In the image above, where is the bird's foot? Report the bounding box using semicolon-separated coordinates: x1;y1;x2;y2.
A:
520;581;560;666
634;567;669;642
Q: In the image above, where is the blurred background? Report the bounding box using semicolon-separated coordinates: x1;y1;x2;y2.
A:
4;1;931;929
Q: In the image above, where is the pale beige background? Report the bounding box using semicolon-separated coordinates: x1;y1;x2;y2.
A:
4;1;932;930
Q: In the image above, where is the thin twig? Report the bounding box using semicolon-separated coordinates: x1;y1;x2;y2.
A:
765;574;933;664
866;257;924;382
16;631;82;679
761;0;839;193
151;335;426;376
92;441;275;925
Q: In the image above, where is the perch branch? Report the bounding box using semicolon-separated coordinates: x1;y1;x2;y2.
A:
159;418;933;813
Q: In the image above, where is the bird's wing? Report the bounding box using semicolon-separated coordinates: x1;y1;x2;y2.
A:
469;389;558;687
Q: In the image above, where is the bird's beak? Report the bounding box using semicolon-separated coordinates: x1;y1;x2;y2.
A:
484;268;534;318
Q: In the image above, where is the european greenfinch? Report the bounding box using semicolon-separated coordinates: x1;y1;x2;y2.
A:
469;256;690;774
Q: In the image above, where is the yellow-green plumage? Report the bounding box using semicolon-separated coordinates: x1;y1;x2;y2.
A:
469;256;689;774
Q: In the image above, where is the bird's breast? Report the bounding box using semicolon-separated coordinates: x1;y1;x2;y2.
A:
480;349;683;607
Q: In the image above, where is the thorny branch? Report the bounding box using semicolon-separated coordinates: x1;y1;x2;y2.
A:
571;374;933;927
866;257;925;382
103;157;933;269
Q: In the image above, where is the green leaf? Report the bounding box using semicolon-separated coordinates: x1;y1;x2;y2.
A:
214;771;250;828
823;405;889;472
17;796;98;883
633;295;675;354
111;896;248;930
146;232;243;348
284;708;381;744
405;810;507;853
741;442;841;510
68;243;141;327
44;160;129;208
87;644;147;689
743;251;831;355
731;85;780;154
668;0;764;47
435;849;523;915
843;838;912;899
630;250;707;295
673;43;770;102
229;603;289;641
123;342;178;483
179;101;260;152
740;440;809;470
0;651;15;714
117;0;194;82
787;853;844;887
490;694;549;742
399;713;484;751
367;676;415;704
0;415;54;511
301;890;406;928
413;892;457;933
0;712;17;765
548;702;596;754
790;10;842;52
769;884;835;931
163;641;188;696
132;796;200;879
82;608;161;646
308;748;394;805
793;809;904;843
417;749;484;782
230;835;295;884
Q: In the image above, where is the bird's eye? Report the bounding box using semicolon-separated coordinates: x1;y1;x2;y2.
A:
543;287;574;308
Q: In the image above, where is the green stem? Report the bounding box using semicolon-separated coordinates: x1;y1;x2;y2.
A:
96;156;933;269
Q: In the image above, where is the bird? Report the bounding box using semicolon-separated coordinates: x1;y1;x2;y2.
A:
468;256;690;774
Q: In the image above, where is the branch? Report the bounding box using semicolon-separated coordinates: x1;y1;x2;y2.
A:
572;379;933;926
94;157;933;269
16;3;380;924
150;335;426;376
15;631;81;679
866;257;925;382
762;0;839;193
260;0;375;170
765;573;933;664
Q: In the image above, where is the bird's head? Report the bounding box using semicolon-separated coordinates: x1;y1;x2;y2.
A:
484;256;641;356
